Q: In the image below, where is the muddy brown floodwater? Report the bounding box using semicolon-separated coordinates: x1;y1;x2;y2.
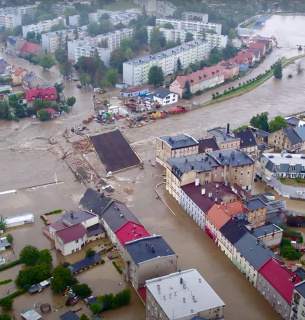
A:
0;15;305;320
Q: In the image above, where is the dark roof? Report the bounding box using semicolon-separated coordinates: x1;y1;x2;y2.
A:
243;198;266;211
153;88;174;99
90;130;141;172
252;224;282;238
234;129;257;148
220;219;247;244
295;268;305;280
265;160;275;172
285;117;300;126
208;149;255;167
125;235;176;265
234;232;275;269
28;283;42;294
79;188;112;216
284;127;302;145
198;137;219;153
294;281;305;297
68;253;101;274
254;129;269;137
102;201;139;233
159;134;198;149
295;126;305;141
60;311;79;320
62;210;97;226
266;215;284;226
56;224;87;243
87;223;105;237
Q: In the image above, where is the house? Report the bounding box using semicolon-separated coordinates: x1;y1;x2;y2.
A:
218;60;239;79
236;50;256;67
228;54;250;72
268;127;303;153
242;198;267;228
290;280;305;320
0;59;12;74
22;72;41;90
120;85;149;98
233;232;275;287
54;224;87;256
294;127;305;151
25;86;58;105
198;137;219;153
145;269;225;320
79;188;112;216
152;88;178;106
6;36;26;56
170;65;225;98
156;133;199;167
249;42;266;56
115;221;150;257
20;41;44;57
11;67;27;85
68;253;101;275
285;116;305;128
251;224;283;248
234;129;258;155
59;311;79;320
258;258;302;320
125;235;177;289
207;125;241;150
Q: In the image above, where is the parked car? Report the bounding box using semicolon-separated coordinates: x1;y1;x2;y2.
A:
76;84;82;89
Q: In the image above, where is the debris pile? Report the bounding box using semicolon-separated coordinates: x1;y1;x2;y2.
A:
72;139;94;154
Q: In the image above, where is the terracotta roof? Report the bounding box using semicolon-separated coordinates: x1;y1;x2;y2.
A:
20;41;41;54
56;224;87;244
259;258;302;304
115;221;150;248
206;203;230;230
13;67;26;76
223;201;246;216
249;42;266;51
38;108;57;114
25;87;57;101
237;50;255;60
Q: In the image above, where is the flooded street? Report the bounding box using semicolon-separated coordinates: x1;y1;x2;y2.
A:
0;15;305;320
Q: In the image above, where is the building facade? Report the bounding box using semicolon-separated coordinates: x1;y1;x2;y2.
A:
22;17;66;38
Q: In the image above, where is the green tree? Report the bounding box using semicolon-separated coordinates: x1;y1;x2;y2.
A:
106;68;119;86
148;66;164;87
0;216;6;232
0;101;11;120
15;264;51;289
250;112;269;132
182;80;192;99
39;55;56;69
66;97;76;107
59;61;72;78
185;32;194;42
163;22;174;29
0;298;13;312
19;245;39;266
0;314;11;320
228;28;237;40
6;234;13;244
79;315;90;320
98;293;115;310
85;248;96;258
80;73;91;88
274;61;283;79
89;303;102;314
269;116;287;132
177;58;182;72
222;44;238;60
51;266;76;293
281;245;301;260
73;26;79;40
113;289;131;307
38;109;52;121
55;49;68;64
37;249;52;265
37;13;53;22
26;31;36;41
149;27;166;54
71;284;92;299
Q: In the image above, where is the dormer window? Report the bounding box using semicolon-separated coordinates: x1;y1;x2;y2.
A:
45;94;48;98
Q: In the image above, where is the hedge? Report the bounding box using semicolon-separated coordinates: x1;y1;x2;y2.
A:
0;260;21;272
44;209;63;216
0;279;12;285
0;289;26;303
112;261;122;274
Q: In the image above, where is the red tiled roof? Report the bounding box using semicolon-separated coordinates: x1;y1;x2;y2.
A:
259;258;302;304
20;41;41;54
249;42;266;51
13;67;26;76
223;201;246;216
237;50;255;60
56;224;87;244
115;221;150;248
25;87;57;101
206;203;230;230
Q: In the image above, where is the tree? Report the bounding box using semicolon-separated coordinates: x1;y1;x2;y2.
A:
39;55;55;69
274;61;283;79
98;293;115;310
0;216;6;232
0;101;11;120
228;28;237;40
80;73;91;88
269;116;287;132
38;109;52;121
106;68;119;86
185;32;194;42
67;97;76;107
182;80;192;99
51;266;76;293
250;112;269;132
281;245;301;260
113;289;131;307
71;284;92;299
177;58;182;72
59;61;72;78
222;44;238;60
0;299;13;312
37;13;53;22
6;234;13;244
163;22;174;29
0;314;11;320
37;249;52;265
16;264;51;289
148;66;164;87
89;303;102;314
79;315;90;320
85;248;96;258
55;49;68;64
19;245;39;266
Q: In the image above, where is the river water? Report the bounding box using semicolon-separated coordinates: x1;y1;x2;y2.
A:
1;14;305;320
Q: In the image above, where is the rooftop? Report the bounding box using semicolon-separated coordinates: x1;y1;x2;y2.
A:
243;198;266;211
294;280;305;297
158;134;198;149
61;210;97;226
206;204;230;230
146;269;225;319
86;223;105;237
234;129;257;149
208;149;255;167
252;224;282;238
21;308;41;320
56;224;87;244
283;127;302;145
68;253;101;274
153;88;174;99
59;310;79;320
285;116;301;126
294;126;305;141
20;42;42;54
25;87;57;101
259;258;301;304
125;235;176;265
261;153;305;166
79;188;112;216
220;219;247;244
198;137;219;153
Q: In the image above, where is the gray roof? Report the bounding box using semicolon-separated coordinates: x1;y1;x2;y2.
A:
234;129;257;148
198;137;219;153
283;127;302;145
262;153;305;174
294;280;305;298
220;219;247;245
159;134;198;149
252;224;282;238
86;223;105;237
68;253;101;274
295;126;305;141
153;88;173;99
208;149;255;167
22;72;36;83
79;188;112;216
208;127;239;143
61;210;97;226
234;232;275;269
285;117;300;126
243;198;266;211
255;129;269;137
102;201;139;233
125;235;176;264
60;311;79;320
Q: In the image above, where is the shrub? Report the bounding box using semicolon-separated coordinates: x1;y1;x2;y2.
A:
0;280;12;285
0;260;21;271
112;261;122;274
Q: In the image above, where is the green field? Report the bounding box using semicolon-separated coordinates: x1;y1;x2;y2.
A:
104;1;140;11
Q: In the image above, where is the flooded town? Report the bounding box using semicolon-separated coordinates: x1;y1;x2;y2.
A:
1;1;305;320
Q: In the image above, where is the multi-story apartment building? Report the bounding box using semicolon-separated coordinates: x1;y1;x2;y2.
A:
0;4;37;19
68;14;80;27
145;269;225;320
123;39;208;86
156;1;177;17
156;18;222;35
182;12;209;23
133;0;157;15
42;26;88;53
89;10;139;26
207;126;241;150
0;13;21;29
22;17;66;38
51;3;75;15
291;281;305;320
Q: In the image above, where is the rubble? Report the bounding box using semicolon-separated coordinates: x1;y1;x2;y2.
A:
72;139;94;154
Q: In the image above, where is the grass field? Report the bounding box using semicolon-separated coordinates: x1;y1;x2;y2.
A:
104;1;140;11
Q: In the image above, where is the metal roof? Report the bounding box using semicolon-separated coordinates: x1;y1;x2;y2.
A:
159;134;198;149
252;224;282;238
5;213;34;225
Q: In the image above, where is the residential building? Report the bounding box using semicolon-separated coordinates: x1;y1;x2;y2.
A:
0;59;12;74
268;127;303;153
51;3;74;15
258;258;302;320
69;15;80;26
6;36;26;56
0;4;38;19
182;12;209;23
68;253;101;275
25;87;57;105
133;0;157;15
11;67;27;85
156;1;177;17
294;127;305;151
249;42;266;56
156;133;199;167
123;40;208;86
290;280;305;320
170;65;225;98
22;72;41;90
152;88;178;106
145;269;225;320
207;126;241;150
156;18;222;35
233;232;275;286
79;188;112;216
89;10;139;26
218;61;239;79
228;50;256;72
120;85;149;98
19;42;44;58
285;116;305;128
242;197;266;228
198;138;219;153
234;129;258;155
0;13;21;29
125;235;177;289
251;224;283;248
22;17;66;38
42;27;88;53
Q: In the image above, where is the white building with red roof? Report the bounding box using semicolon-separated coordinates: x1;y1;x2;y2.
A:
25;86;57;105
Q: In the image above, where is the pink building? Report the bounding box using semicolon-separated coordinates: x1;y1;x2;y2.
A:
218;61;239;79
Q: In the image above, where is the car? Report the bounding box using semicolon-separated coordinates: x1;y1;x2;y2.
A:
300;248;305;252
76;84;82;89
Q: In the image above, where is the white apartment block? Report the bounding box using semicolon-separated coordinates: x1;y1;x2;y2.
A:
74;45;111;67
67;28;133;60
123;39;208;86
42;27;88;53
147;26;227;50
89;10;139;26
182;12;209;23
156;18;222;35
69;15;80;26
22;17;66;38
0;13;21;29
51;3;75;15
156;1;177;17
0;4;38;19
133;0;157;15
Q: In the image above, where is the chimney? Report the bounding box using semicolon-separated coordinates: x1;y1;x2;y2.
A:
227;123;230;134
70;212;74;219
264;230;267;236
180;277;183;284
201;188;205;195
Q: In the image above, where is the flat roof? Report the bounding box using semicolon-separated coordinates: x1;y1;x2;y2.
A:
146;269;225;319
159;134;198;149
262;153;305;165
252;224;282;238
21;308;41;320
90;130;141;172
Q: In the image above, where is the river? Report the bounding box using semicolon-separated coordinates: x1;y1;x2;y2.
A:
0;14;305;320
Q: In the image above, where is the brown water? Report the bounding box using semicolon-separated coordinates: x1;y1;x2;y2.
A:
1;15;305;320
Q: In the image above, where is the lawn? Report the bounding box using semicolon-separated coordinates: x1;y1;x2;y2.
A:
103;1;140;11
279;178;305;186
